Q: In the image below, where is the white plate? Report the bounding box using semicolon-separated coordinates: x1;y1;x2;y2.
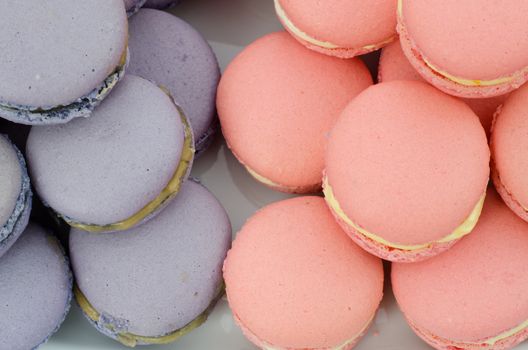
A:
42;1;527;349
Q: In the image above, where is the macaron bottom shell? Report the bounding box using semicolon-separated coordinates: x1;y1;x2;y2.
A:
74;284;224;348
491;168;528;224
0;48;128;125
244;164;320;194
274;0;395;59
0;141;31;257
323;177;486;262
397;3;527;98
407;315;528;350
59;104;194;233
232;312;373;350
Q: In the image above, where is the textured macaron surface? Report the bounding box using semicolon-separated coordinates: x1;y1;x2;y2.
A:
0;136;21;227
379;39;508;135
400;0;528;81
492;83;528;208
392;189;528;343
326;81;489;246
218;32;372;189
0;0;127;108
0;224;71;350
224;196;383;349
27;75;186;226
278;0;397;48
70;181;231;337
128;9;220;145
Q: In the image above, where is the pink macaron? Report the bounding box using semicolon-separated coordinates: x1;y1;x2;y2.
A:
324;81;490;262
392;188;528;350
398;0;528;98
223;196;384;350
217;32;372;193
274;0;397;58
379;39;509;137
491;83;528;223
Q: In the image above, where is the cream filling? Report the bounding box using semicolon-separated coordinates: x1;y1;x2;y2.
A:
262;312;375;350
245;166;281;188
75;284;224;347
275;0;394;51
398;0;526;88
323;177;486;251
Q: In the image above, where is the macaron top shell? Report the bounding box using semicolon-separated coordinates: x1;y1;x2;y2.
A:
392;189;528;343
70;181;231;338
218;32;372;190
0;136;22;228
0;224;71;350
27;75;187;226
400;0;528;81
277;0;397;49
0;0;127;109
224;196;384;349
492;84;528;208
128;9;220;148
326;81;489;246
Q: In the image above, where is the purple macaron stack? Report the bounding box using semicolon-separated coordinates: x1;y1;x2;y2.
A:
0;0;228;348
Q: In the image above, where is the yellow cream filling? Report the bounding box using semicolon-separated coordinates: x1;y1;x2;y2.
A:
263;312;375;350
274;0;394;51
64;103;195;233
245;166;281;188
323;177;486;251
398;0;524;88
75;284;224;348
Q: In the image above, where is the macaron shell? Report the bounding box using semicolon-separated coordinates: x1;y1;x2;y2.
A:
27;75;187;226
491;83;528;215
124;0;147;15
70;180;231;338
392;189;528;344
217;32;372;192
128;9;220;153
0;224;72;350
400;0;528;81
277;0;397;50
0;0;127;108
0;136;22;227
379;39;508;137
325;81;489;246
224;197;383;349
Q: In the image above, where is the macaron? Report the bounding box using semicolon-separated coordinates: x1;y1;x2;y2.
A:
144;0;181;9
0;223;72;350
324;81;490;262
217;32;372;193
0;135;31;258
26;75;194;233
128;9;220;155
0;0;128;125
124;0;147;15
378;39;509;137
392;189;528;350
491;83;528;223
70;180;231;347
398;0;528;98
224;196;384;350
274;0;397;58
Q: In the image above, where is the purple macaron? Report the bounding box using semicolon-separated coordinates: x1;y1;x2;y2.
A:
144;0;182;10
70;180;232;347
26;75;194;233
128;9;220;155
124;0;147;16
0;135;31;258
0;0;128;125
0;223;72;350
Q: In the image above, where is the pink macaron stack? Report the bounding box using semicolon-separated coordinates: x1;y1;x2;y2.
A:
4;0;528;350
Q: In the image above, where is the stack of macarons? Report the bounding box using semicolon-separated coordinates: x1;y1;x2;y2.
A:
0;0;231;348
4;0;528;349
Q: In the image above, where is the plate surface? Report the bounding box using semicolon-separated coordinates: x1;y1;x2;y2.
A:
41;0;526;349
